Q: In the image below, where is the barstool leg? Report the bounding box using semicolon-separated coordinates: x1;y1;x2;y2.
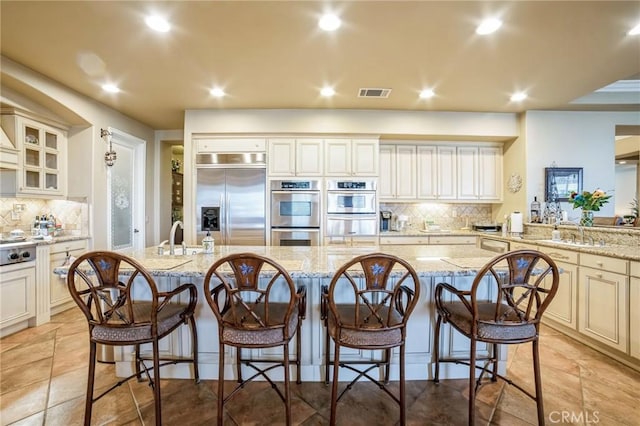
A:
433;314;442;383
217;342;225;426
400;344;406;426
533;339;546;426
189;316;200;383
283;343;292;426
324;326;331;385
84;341;97;426
330;342;341;425
468;338;477;426
296;320;302;384
152;340;162;425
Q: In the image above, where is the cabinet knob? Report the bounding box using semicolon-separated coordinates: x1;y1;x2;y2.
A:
596;273;603;279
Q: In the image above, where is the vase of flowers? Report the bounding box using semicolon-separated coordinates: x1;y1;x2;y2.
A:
568;189;612;227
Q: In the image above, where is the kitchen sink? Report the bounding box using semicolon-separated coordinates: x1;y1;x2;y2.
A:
539;239;605;248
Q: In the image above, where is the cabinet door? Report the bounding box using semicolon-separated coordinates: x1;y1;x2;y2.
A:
543;261;578;329
578;267;628;352
417;146;437;199
0;265;35;330
395;145;416;199
324;139;351;175
478;147;502;200
296;139;323;176
436;146;457;199
49;241;87;309
351;139;379;176
631;276;639;360
457;146;478;200
268;138;296;176
379;145;396;199
19;117;65;196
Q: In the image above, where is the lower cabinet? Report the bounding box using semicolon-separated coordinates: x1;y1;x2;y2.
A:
49;239;88;314
0;262;36;335
630;261;640;360
578;264;629;353
538;247;578;330
379;235;475;245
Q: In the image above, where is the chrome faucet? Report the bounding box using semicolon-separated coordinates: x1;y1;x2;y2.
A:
169;221;183;255
157;239;169;255
569;222;584;244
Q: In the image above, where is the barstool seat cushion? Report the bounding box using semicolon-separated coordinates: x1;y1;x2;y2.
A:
441;301;537;341
328;304;403;347
92;302;188;343
221;302;299;346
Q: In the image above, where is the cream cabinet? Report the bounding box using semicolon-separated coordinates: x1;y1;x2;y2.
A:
268;138;323;176
578;253;629;352
0;114;67;198
379;145;416;200
417;146;437;199
538;246;579;330
630;261;640;360
49;239;88;314
196;138;266;153
0;262;36;335
324;139;379;176
436;146;457;200
379;235;475;245
456;146;502;201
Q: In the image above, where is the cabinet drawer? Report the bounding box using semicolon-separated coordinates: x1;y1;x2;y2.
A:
429;235;476;245
379;237;429;245
630;261;640;278
50;239;87;254
537;246;578;265
580;253;628;275
510;242;538;251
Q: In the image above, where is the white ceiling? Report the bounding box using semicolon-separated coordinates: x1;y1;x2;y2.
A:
1;1;639;130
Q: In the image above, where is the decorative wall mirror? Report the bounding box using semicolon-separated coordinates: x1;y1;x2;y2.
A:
545;167;583;202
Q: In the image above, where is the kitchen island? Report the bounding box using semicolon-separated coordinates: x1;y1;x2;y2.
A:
99;244;506;382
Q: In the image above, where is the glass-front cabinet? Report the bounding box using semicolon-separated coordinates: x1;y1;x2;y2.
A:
1;113;67;197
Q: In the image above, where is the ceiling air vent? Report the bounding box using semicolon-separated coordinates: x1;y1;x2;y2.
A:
358;88;392;98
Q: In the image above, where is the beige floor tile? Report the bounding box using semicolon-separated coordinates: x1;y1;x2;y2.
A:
0;379;48;425
0;339;55;372
4;410;45;426
0;358;52;395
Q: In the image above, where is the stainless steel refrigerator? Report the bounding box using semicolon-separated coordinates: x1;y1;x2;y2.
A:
196;154;266;245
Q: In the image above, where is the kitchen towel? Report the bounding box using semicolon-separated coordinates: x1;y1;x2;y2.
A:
510;211;524;233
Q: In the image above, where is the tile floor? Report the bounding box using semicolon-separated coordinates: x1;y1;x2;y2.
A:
1;308;639;425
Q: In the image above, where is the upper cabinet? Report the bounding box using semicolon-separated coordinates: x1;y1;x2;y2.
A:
1;113;67;198
379;145;416;199
324;138;379;177
379;142;502;202
268;138;323;176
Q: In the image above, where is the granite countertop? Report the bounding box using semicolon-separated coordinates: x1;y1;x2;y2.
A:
379;229;475;237
57;244;503;279
29;234;91;245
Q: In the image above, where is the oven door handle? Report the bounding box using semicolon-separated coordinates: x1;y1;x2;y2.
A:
326;215;377;220
271;190;320;196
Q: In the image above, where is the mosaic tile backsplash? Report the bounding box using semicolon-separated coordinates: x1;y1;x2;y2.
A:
0;198;89;236
379;202;494;231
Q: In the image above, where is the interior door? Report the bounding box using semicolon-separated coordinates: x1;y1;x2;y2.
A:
107;128;145;252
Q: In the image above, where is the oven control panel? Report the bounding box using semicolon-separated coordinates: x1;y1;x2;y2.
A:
0;244;37;266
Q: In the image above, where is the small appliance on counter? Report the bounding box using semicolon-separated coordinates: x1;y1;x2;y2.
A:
472;223;502;233
380;211;393;231
396;215;409;231
510;211;524;238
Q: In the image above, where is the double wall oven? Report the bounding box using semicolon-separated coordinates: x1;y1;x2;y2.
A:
270;180;321;246
326;180;377;237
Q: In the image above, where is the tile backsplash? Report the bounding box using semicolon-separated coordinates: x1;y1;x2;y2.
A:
0;198;89;236
379;202;493;230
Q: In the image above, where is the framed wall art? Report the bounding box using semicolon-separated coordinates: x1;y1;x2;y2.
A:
545;167;583;202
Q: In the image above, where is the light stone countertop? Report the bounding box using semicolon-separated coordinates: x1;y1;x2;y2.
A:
74;244;504;279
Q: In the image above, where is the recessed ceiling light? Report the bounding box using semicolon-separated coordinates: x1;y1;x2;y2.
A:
145;15;171;32
510;92;527;102
476;18;502;35
419;89;435;99
209;87;225;97
319;14;341;31
102;83;120;93
320;87;335;97
629;22;640;35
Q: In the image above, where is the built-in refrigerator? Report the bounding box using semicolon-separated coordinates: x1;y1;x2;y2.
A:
196;154;266;245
